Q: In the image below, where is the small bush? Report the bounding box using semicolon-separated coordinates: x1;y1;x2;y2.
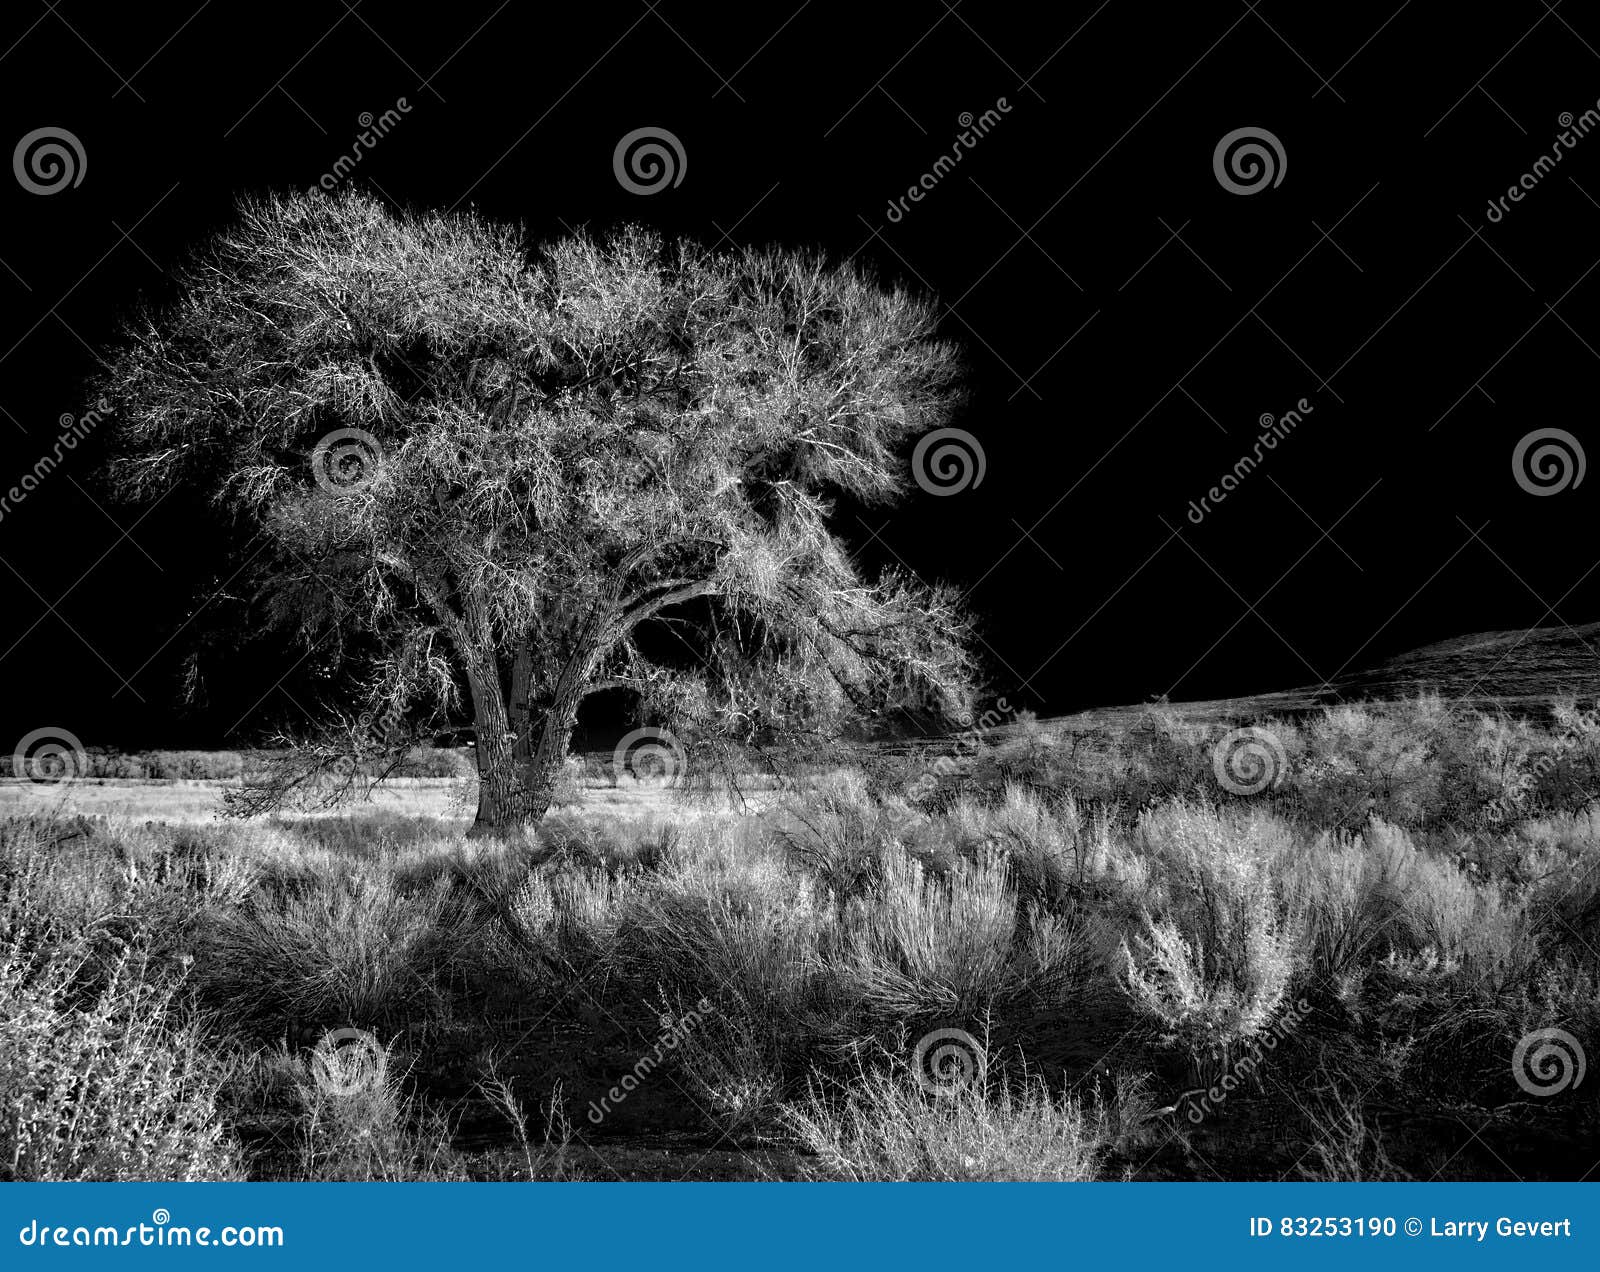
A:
1119;805;1303;1061
194;871;467;1028
783;1061;1115;1181
0;939;242;1180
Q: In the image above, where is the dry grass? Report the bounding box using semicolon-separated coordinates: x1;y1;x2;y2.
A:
781;1050;1139;1181
2;697;1597;1180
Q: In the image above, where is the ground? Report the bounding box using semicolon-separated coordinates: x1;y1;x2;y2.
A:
4;683;1598;1182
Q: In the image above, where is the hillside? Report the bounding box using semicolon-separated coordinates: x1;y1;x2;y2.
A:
1028;621;1600;737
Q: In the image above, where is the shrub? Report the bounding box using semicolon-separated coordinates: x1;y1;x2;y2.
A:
783;1061;1116;1181
293;1032;459;1181
1119;805;1303;1061
0;939;242;1180
194;871;468;1029
836;845;1020;1019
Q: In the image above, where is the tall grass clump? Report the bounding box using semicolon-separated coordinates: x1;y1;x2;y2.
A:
783;1059;1118;1181
836;845;1021;1019
194;870;469;1030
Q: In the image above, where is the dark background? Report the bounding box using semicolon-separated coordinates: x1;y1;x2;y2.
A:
2;2;1598;747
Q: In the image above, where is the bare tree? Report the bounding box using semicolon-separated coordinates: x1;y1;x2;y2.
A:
99;190;977;831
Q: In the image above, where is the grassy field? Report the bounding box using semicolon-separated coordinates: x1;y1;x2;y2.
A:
3;695;1598;1181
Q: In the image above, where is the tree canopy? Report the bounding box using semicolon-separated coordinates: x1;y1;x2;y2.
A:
99;190;978;828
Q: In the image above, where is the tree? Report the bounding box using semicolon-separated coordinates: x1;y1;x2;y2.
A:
99;190;977;832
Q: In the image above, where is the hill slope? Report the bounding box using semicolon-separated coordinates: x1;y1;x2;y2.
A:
1029;622;1600;735
1333;622;1600;707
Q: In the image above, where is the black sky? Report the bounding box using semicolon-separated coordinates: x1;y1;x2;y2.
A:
2;2;1598;747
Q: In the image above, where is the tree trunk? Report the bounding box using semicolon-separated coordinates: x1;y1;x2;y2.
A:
463;616;607;836
509;637;534;766
465;653;542;836
464;642;587;836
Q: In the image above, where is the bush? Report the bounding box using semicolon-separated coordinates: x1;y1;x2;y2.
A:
5;694;1597;1181
0;938;242;1180
783;1060;1119;1181
1119;805;1303;1062
836;846;1021;1019
194;871;468;1029
292;1032;459;1181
